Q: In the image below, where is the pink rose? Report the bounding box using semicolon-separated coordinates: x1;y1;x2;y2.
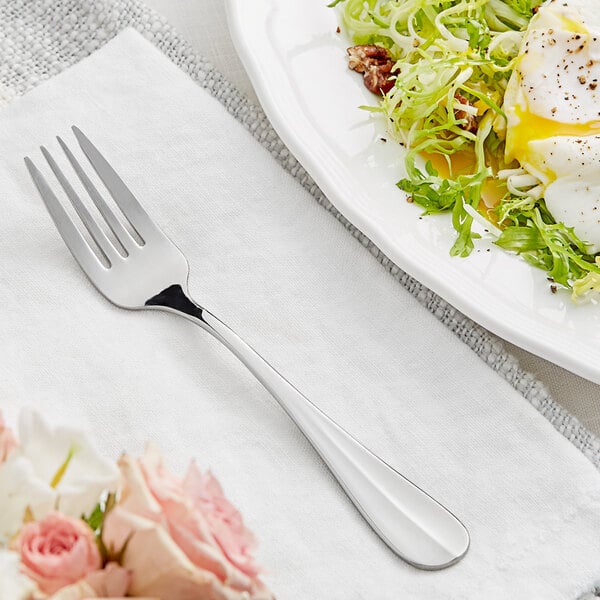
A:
102;448;274;600
142;450;259;579
0;411;18;463
15;512;102;594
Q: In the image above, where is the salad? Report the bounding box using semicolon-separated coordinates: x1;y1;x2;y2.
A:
331;0;600;302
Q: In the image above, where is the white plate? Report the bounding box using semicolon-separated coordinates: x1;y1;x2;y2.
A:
226;0;600;384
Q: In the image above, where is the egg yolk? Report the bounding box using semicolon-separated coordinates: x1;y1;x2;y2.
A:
506;104;600;177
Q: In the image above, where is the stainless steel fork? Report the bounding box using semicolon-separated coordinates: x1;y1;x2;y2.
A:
25;127;469;570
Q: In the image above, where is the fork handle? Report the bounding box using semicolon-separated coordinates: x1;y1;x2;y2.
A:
146;284;469;570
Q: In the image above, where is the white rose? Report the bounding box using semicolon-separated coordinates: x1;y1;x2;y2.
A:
0;409;119;543
0;549;37;599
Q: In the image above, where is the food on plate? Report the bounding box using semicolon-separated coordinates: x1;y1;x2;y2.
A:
333;0;600;302
347;44;398;93
504;2;600;250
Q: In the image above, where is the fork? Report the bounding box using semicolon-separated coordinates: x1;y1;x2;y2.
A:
25;127;469;570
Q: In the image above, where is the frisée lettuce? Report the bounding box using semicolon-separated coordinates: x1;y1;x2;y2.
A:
331;0;600;302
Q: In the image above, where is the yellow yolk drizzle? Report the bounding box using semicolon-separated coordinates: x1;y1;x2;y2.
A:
421;4;600;239
500;0;600;254
423;151;505;216
506;105;600;180
558;13;589;34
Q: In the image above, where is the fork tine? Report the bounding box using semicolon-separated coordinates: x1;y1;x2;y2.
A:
25;157;106;276
41;146;121;265
57;136;138;254
72;126;157;242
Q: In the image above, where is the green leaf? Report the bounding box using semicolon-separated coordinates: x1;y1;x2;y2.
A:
466;20;491;51
450;196;475;257
424;160;437;177
83;503;104;532
494;201;600;290
495;226;547;252
503;0;544;19
82;491;118;564
572;259;600;302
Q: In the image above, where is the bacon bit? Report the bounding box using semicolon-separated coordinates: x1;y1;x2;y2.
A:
347;44;396;95
454;92;478;133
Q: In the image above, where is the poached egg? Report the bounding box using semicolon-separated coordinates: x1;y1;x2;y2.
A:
503;0;600;251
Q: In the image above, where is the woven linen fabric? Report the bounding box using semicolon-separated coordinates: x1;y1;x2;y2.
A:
1;0;599;468
3;28;600;599
0;3;599;597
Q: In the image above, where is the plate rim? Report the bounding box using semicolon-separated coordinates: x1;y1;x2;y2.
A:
225;0;600;385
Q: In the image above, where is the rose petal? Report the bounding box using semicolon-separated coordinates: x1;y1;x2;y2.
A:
103;506;273;600
138;450;256;589
85;563;131;597
46;579;97;600
184;465;259;578
114;453;163;522
105;450;274;599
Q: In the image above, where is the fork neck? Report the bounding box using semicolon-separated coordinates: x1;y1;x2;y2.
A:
145;284;205;322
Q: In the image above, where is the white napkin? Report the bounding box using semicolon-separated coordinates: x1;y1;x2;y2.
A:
1;29;600;599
